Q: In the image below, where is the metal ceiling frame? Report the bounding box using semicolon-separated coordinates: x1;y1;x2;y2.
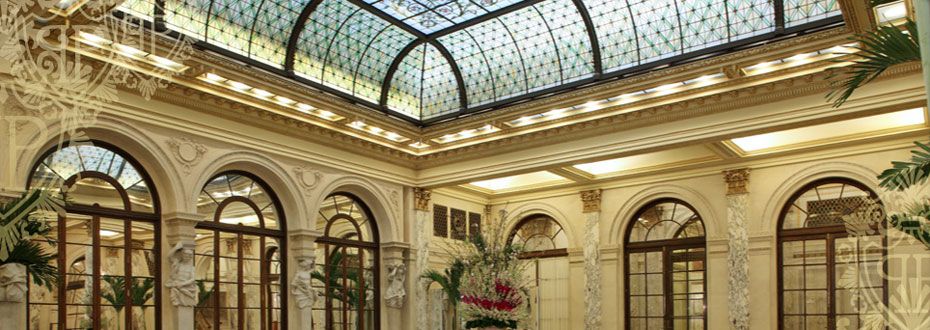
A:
145;0;836;126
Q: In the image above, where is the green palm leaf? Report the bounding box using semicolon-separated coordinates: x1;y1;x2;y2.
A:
3;240;58;289
878;141;930;190
827;20;921;108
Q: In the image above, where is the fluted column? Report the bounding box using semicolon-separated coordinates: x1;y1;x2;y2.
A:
289;229;322;330
412;188;432;330
163;212;204;330
723;169;750;330
581;189;602;330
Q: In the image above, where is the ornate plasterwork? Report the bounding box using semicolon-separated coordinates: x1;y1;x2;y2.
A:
0;263;27;303
413;188;431;211
293;166;323;194
581;189;602;213
166;137;206;175
583;212;601;330
723;168;751;195
726;172;751;329
385;262;407;309
165;243;197;307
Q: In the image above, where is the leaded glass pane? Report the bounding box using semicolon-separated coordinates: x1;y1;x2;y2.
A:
439;31;496;107
249;0;312;67
784;0;842;27
118;0;156;20
164;0;211;39
322;11;390;94
293;0;359;83
420;44;461;119
354;27;417;102
386;44;425;118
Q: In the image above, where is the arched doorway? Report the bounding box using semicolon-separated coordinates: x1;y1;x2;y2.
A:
314;193;380;330
508;214;569;329
26;142;161;330
624;198;706;330
194;171;286;329
777;178;886;329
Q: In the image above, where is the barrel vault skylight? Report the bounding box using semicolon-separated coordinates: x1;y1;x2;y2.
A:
118;0;843;124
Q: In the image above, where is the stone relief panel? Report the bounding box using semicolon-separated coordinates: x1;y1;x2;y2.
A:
166;137;207;175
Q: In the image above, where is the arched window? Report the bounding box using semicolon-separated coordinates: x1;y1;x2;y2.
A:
508;214;569;259
777;178;885;329
314;193;380;330
625;199;706;330
194;172;286;329
26;142;161;330
508;214;570;329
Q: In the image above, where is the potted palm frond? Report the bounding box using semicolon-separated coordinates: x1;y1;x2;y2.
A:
826;2;930;244
101;276;155;330
423;259;465;330
0;190;62;302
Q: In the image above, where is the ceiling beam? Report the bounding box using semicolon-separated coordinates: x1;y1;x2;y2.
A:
705;142;744;160
345;0;427;40
284;0;324;70
427;0;548;40
548;168;595;183
570;0;602;76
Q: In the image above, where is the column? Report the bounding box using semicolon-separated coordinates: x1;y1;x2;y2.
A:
412;188;432;330
723;169;750;330
581;189;602;330
289;229;322;330
163;212;204;330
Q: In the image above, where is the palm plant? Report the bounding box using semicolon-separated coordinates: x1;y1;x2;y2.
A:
422;258;466;330
0;190;62;289
101;276;155;329
827;19;921;107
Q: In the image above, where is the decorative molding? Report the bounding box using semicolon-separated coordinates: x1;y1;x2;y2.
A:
166;137;207;175
413;188;431;211
581;189;602;213
293;166;323;194
723;168;751;195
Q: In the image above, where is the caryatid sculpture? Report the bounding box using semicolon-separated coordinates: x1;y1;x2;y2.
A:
166;242;198;307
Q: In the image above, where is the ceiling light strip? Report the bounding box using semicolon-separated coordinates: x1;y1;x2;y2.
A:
431;124;501;144
505;73;728;128
73;32;189;73
346;121;411;143
741;43;858;76
196;73;345;122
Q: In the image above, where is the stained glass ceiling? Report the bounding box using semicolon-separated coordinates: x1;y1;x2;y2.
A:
118;0;843;124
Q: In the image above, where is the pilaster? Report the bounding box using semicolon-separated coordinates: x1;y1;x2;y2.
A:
723;168;751;330
412;187;432;330
162;212;204;330
581;189;602;330
288;229;322;330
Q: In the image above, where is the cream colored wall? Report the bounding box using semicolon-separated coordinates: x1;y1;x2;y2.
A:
2;92;410;330
481;138;924;330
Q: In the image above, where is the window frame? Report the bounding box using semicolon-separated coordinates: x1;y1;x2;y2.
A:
25;141;162;330
315;192;381;330
776;177;888;330
194;170;288;330
623;198;707;330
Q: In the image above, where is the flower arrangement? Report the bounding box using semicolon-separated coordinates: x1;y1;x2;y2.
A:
455;210;529;329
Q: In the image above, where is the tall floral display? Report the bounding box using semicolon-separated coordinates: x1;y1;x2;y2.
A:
456;210;528;329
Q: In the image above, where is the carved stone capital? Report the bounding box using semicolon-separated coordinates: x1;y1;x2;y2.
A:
289;229;323;258
581;189;602;213
413;187;431;211
723;168;751;195
164;212;204;246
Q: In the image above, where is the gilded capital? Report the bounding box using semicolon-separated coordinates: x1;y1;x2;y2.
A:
413;187;431;211
581;189;602;213
723;168;750;195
